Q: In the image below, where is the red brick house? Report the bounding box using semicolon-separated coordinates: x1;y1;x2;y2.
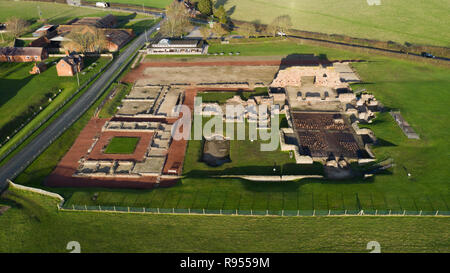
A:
56;53;83;76
0;47;48;62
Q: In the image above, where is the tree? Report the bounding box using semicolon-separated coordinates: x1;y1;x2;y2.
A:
63;26;107;53
160;1;191;37
238;23;257;38
6;17;29;38
212;23;228;38
199;25;211;40
214;5;227;24
267;15;292;36
198;0;213;16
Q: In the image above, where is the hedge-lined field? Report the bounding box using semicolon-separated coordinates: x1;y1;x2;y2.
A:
224;0;450;47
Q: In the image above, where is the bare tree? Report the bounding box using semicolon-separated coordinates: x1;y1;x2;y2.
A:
6;17;29;38
211;23;228;38
238;23;257;38
267;15;292;36
199;25;211;40
63;26;107;53
160;1;191;37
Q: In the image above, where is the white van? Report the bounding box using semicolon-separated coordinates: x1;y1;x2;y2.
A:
95;2;110;8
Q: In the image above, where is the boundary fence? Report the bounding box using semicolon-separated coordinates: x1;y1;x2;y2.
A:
0;56;113;163
59;204;450;217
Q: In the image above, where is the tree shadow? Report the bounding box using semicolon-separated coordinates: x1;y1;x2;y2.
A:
226;5;236;16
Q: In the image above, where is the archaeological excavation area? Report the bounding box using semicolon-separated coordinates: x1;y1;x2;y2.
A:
47;55;383;188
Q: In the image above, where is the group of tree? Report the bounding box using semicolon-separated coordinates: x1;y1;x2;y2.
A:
266;15;292;36
63;26;107;53
5;17;29;38
160;1;191;37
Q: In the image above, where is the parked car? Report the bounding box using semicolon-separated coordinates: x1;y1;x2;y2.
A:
421;52;435;58
95;2;110;8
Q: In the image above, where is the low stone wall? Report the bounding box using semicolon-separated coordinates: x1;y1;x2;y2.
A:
7;180;64;202
215;175;323;182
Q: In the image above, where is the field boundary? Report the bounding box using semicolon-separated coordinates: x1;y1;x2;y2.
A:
286;36;450;67
60;204;450;217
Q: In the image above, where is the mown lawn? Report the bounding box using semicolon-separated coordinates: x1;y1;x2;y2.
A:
105;137;140;154
0;187;448;253
222;0;450;47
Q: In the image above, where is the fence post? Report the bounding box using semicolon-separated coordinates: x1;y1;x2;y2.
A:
143;207;145;213
203;208;205;215
435;210;439;216
114;206;116;212
72;204;75;210
173;208;175;214
99;205;101;211
328;209;331;216
344;209;347;216
419;210;422;216
375;209;377;215
403;210;406;216
236;209;238;215
389;209;391;215
297;210;299;216
266;209;268;216
220;209;222;215
157;208;160;214
313;209;315;216
251;209;253;216
188;208;190;214
282;210;284;216
85;205;87;211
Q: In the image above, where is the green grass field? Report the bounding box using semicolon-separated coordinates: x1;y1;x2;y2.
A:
85;0;172;9
104;137;140;154
0;0;155;43
0;57;110;150
0;187;448;252
222;0;450;47
11;38;450;215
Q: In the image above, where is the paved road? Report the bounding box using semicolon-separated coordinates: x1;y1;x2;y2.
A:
0;21;162;193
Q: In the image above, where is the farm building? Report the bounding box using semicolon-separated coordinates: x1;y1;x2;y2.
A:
147;38;208;55
71;14;117;28
104;29;134;52
56;53;83;76
0;47;48;62
32;25;57;38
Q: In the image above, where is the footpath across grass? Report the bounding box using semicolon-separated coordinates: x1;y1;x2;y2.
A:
0;187;448;253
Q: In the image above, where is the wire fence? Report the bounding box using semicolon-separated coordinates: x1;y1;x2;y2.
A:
60;204;450;217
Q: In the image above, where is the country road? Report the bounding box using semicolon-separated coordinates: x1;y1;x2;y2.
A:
0;21;162;192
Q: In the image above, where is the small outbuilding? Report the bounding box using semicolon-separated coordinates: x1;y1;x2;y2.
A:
29;62;47;74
